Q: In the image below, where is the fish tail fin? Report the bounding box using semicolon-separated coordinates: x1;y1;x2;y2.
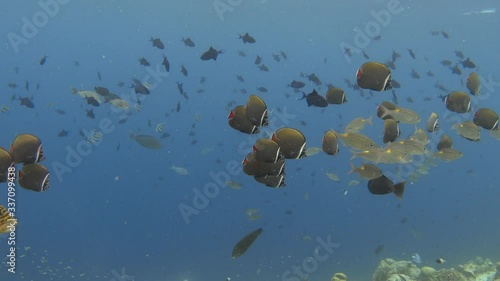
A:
378;104;389;118
393;182;406;199
349;150;358;160
367;115;373;125
347;162;356;175
71;87;77;95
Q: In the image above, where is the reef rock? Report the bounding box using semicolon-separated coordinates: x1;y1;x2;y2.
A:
372;258;421;281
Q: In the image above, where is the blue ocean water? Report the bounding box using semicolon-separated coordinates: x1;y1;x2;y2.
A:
0;1;499;280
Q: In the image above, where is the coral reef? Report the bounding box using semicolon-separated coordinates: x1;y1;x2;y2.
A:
457;257;496;280
420;266;435;281
331;272;347;281
372;258;421;281
371;256;500;281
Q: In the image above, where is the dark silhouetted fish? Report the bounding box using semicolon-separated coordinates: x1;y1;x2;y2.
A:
408;49;416;59
239;32;256;44
232;228;263;259
162;54;170;72
39;55;48;65
58;129;69;137
150;37;165;49
367;175;405;199
288;80;305;89
181;37;195;47
19;96;34;108
138;57;150;66
87;97;100;107
86;108;95;119
180;65;188;76
301;90;328;107
200;46;223;61
255;55;262;65
461;57;476;68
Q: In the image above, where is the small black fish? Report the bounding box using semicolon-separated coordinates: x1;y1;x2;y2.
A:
256;87;268;93
150;37;165;49
97;72;102;81
362;51;370;59
162;54;170;72
55;109;66;115
176;82;184;95
58;129;69;137
391;50;400;62
461;57;476;69
239;32;256;44
455;50;464;59
25;81;29;91
289;80;305;89
131;80;150;95
255;55;262;65
94;86;110;97
87;97;100;107
408;49;416;59
410;69;420;79
176;101;181;112
181;37;195;47
138;57;150;66
344;47;352;57
39;55;48;65
272;54;280;62
259;64;269;72
200;47;223;61
441;31;449;39
301;90;328;107
181;65;188;76
280;51;287;60
451;64;462;75
86;108;95;119
307;73;322;85
391;80;401;89
19;97;34;108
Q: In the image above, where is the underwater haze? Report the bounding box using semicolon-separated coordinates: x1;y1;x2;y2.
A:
1;0;500;281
